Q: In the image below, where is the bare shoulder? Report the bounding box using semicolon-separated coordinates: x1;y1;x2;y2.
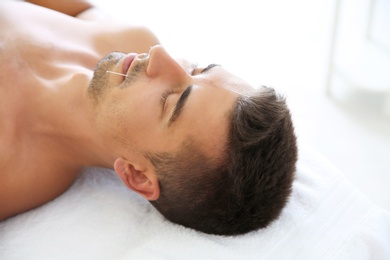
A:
0;129;80;223
90;19;160;55
0;1;159;56
0;163;81;221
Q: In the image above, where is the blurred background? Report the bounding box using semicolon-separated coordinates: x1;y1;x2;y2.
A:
92;0;390;211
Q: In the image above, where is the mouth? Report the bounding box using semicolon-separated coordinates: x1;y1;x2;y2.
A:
122;53;137;75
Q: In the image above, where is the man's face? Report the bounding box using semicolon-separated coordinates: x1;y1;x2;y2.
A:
89;45;253;158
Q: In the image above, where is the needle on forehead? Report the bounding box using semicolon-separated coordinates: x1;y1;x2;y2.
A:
106;70;128;77
107;70;251;98
225;88;251;98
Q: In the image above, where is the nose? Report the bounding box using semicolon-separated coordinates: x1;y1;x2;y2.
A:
146;45;189;83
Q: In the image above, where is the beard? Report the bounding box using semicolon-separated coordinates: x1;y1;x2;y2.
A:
88;52;125;105
88;52;147;105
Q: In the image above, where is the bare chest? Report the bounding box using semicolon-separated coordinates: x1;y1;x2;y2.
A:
0;21;94;159
0;9;98;183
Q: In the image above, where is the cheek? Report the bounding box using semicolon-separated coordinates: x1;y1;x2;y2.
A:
112;94;161;138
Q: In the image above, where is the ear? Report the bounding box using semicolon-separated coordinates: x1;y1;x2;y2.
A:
113;157;160;201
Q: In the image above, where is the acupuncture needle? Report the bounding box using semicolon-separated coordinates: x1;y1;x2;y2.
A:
106;70;128;77
106;70;251;98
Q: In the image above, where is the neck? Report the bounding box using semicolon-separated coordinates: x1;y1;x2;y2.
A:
30;70;116;170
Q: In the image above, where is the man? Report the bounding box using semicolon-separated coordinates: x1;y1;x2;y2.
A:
0;0;297;235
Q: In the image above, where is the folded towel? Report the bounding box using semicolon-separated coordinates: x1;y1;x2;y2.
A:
1;143;389;259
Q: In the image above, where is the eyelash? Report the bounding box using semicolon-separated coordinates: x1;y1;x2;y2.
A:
160;88;175;108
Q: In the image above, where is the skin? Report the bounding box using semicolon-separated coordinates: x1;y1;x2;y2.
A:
0;0;253;221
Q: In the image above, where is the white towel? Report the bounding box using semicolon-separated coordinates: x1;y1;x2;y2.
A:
1;143;389;260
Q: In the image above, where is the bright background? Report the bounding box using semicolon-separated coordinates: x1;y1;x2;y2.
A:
92;0;390;212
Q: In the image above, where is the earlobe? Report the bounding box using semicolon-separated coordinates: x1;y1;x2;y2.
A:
113;157;160;201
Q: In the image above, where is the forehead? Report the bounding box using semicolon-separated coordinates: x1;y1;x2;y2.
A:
187;59;255;97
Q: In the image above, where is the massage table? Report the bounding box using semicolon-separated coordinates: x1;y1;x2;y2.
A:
1;143;389;259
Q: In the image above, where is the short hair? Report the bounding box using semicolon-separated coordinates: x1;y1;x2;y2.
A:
148;86;298;236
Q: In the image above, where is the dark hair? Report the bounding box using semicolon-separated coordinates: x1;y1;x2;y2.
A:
148;86;297;236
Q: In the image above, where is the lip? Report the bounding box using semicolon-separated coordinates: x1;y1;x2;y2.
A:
122;53;137;75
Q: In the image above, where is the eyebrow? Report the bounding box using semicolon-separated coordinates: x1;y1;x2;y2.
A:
167;64;219;127
201;63;219;73
167;85;193;127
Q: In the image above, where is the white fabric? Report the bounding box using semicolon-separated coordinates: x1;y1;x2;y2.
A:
1;143;389;260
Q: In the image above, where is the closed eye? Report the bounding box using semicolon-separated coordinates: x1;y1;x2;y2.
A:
161;63;219;126
160;63;218;109
160;88;175;109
